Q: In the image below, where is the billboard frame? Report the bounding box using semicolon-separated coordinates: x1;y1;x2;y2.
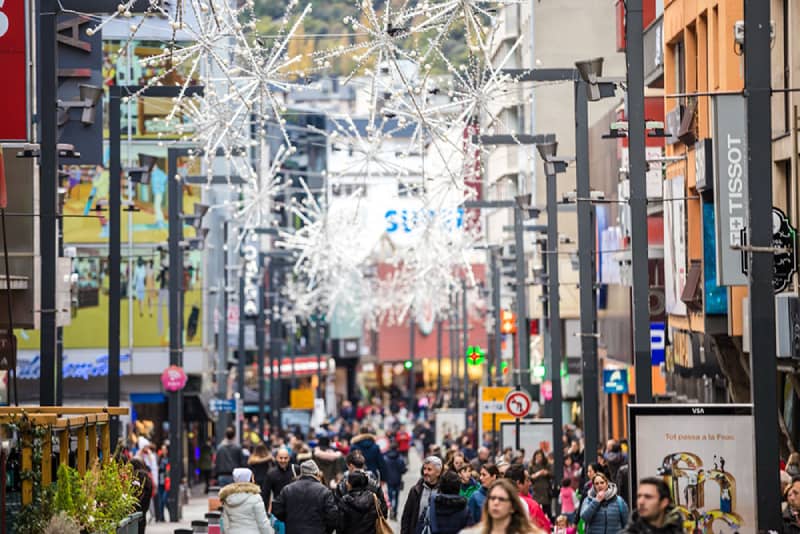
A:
628;403;754;533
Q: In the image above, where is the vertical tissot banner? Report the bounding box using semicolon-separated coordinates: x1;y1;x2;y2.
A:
711;95;749;286
628;404;755;534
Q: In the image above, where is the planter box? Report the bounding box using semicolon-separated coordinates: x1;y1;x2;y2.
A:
115;512;143;534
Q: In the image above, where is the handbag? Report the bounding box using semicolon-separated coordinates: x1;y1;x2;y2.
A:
373;494;393;534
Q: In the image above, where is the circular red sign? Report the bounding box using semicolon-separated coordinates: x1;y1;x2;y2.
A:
161;365;187;392
504;390;532;418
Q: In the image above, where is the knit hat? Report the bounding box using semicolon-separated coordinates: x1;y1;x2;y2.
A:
233;468;253;483
300;459;320;477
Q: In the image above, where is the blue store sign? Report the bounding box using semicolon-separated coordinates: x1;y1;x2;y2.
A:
603;369;628;394
651;322;666;365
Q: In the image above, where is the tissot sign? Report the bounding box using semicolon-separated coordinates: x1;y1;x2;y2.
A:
712;95;749;286
0;0;30;141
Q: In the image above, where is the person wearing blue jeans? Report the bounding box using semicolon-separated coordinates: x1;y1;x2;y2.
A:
383;443;407;520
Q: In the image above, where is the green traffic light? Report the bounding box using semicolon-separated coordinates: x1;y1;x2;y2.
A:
404;360;413;369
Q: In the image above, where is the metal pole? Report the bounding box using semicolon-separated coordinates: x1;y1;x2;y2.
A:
216;220;229;445
316;313;323;399
515;383;521;452
409;314;416;412
436;318;443;399
289;323;296;389
744;0;781;528
237;273;246;439
492;249;502;386
268;261;282;428
513;207;530;388
256;257;266;441
462;279;469;408
108;87;122;442
450;293;457;404
575;80;599;467
37;0;58;406
626;0;652;404
56;212;63;405
545;167;564;485
167;148;184;521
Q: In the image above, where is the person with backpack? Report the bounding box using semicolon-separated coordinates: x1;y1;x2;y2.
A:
579;472;629;534
336;471;380;534
422;470;470;534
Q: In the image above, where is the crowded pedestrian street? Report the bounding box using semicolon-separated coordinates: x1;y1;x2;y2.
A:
0;0;798;533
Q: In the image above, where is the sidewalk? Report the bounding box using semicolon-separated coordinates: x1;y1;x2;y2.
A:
146;493;211;534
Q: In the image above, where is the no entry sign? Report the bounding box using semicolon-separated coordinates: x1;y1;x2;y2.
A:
504;389;533;418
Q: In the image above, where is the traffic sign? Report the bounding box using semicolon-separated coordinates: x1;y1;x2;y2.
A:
210;398;236;413
504;389;533;418
479;386;514;438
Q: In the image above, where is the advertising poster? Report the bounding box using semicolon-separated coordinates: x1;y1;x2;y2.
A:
16;147;203;349
435;409;466;444
628;404;755;534
500;420;552;462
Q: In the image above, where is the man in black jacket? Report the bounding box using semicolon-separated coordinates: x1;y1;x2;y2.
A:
621;477;683;534
214;427;245;487
265;448;297;511
401;456;442;534
334;450;388;515
273;460;339;534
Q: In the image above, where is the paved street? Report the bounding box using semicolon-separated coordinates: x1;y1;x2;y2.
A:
147;449;422;533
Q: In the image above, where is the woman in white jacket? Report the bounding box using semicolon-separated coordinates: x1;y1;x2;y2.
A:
220;468;274;534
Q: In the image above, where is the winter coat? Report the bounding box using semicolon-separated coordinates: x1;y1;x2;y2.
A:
580;483;629;534
395;430;411;452
334;470;388;516
337;487;380;534
215;439;246;476
466;485;487;525
313;447;345;486
265;464;297;507
219;482;273;534
620;507;684;534
459;479;480;500
401;478;437;534
199;444;213;471
248;453;274;506
529;463;553;509
350;433;387;480
383;449;408;488
272;475;339;534
428;493;470;534
521;493;551;532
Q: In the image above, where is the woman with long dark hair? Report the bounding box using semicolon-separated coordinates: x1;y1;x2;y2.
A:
460;479;543;534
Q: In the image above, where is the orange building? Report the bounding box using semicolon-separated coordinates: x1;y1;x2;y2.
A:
661;0;800;451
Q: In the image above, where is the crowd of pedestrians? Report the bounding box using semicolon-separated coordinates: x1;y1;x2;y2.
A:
124;393;800;533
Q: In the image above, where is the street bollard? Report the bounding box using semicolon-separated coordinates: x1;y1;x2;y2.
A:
206;511;221;534
191;519;208;533
207;486;221;511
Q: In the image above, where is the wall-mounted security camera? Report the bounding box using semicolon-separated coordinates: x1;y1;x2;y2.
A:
734;20;775;50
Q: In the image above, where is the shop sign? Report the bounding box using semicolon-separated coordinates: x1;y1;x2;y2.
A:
0;0;30;141
741;207;796;294
240;232;260;319
17;353;130;380
161;365;187;391
712;95;749;286
603;368;628;393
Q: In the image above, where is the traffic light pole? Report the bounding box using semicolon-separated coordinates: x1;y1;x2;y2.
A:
744;0;781;528
491;248;503;386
